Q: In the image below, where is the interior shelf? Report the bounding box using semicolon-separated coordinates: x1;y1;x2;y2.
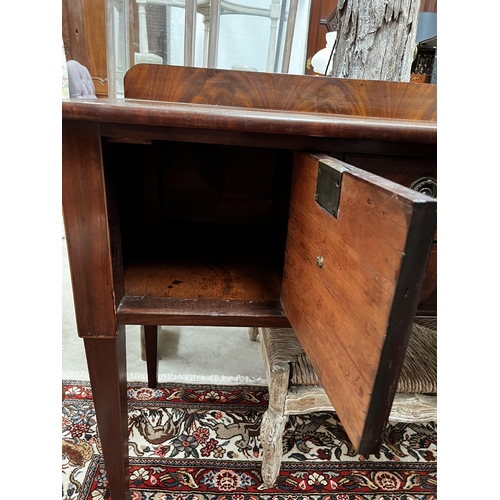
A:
116;296;290;327
124;221;283;291
103;139;293;326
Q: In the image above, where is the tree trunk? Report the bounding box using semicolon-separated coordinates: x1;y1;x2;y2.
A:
331;0;421;81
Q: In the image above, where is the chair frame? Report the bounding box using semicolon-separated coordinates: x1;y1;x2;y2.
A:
134;0;299;71
252;325;437;489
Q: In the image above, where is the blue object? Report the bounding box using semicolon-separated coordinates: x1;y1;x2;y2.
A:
416;12;437;44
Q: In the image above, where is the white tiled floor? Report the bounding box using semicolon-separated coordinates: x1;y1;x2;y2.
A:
62;237;268;385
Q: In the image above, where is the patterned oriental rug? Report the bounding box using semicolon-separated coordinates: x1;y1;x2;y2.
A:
62;381;437;500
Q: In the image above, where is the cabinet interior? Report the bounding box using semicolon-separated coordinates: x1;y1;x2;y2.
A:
103;139;294;307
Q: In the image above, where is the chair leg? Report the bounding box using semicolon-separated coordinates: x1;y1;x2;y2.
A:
141;325;159;388
258;336;290;490
259;405;289;490
248;327;259;341
140;327;146;361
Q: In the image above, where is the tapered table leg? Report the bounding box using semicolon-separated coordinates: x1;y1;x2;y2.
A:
84;325;129;499
144;325;159;388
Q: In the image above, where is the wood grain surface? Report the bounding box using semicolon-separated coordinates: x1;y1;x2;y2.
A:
83;328;129;498
343;153;437;313
117;296;290;327
123;64;436;120
62;121;122;338
62;98;436;145
280;152;436;453
123;258;283;301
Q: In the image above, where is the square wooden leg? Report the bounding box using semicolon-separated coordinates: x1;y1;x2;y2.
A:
84;326;129;499
143;325;159;388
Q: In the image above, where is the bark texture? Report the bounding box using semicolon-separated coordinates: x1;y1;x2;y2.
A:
331;0;421;81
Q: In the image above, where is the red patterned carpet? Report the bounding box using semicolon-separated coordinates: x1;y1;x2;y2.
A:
62;382;437;500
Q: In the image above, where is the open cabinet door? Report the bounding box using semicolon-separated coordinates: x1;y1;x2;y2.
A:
281;152;437;455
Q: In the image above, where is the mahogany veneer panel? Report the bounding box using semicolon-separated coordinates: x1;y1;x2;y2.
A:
62;98;436;145
281;152;436;453
124;65;436;121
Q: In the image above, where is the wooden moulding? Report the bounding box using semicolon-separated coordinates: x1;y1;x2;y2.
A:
116;296;290;327
62;98;436;145
123;259;284;301
99;124;437;160
63;63;437;144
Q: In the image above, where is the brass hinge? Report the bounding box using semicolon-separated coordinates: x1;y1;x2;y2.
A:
315;159;347;218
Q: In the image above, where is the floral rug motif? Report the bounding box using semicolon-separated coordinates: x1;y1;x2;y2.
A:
62;381;437;500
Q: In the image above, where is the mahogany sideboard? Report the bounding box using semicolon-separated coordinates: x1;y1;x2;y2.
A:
62;64;437;499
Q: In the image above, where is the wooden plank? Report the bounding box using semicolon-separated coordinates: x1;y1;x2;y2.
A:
99;124;436;159
62;121;123;338
120;224;287;304
116;296;290;327
343;154;437;313
123;259;283;301
123;64;437;121
280;152;436;453
62;99;437;144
